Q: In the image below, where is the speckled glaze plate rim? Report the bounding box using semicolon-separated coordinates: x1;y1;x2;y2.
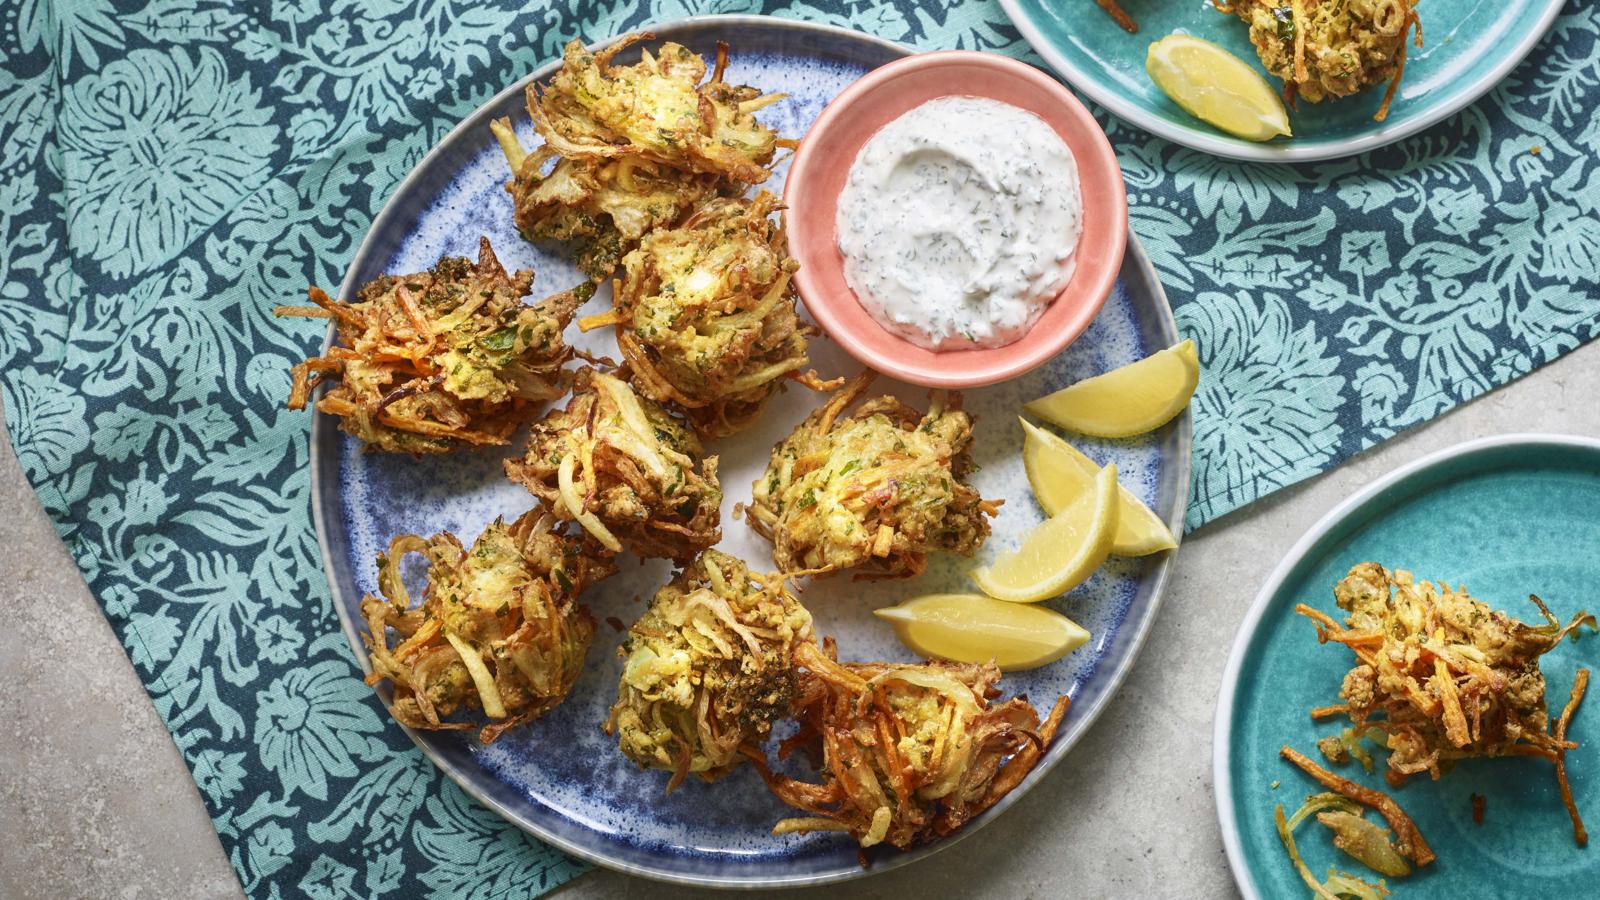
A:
1211;432;1600;898
997;0;1567;163
309;13;1191;889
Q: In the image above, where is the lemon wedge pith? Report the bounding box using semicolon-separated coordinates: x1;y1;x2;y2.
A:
875;593;1091;672
1020;419;1177;556
973;463;1120;603
1024;339;1199;438
1146;34;1290;142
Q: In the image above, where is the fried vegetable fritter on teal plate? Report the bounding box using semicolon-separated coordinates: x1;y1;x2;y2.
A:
1218;0;1421;119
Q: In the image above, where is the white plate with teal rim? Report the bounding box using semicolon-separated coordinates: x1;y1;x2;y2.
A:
311;14;1192;888
999;0;1566;162
1215;434;1600;897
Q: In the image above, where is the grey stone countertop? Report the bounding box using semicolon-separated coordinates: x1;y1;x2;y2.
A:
3;340;1596;900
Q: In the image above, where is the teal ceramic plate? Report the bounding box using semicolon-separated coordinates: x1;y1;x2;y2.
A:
1215;434;1600;897
1000;0;1565;161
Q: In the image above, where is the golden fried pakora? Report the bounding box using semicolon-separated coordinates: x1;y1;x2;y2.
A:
532;34;789;184
1299;563;1595;840
277;238;582;454
1217;0;1421;120
748;639;1069;850
360;509;615;743
489;128;728;281
580;191;836;438
605;550;814;789
504;367;721;561
743;372;999;579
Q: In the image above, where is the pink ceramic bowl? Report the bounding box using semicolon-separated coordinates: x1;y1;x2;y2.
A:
785;51;1128;389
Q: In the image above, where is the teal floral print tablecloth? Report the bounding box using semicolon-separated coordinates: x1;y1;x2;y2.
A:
2;0;1597;895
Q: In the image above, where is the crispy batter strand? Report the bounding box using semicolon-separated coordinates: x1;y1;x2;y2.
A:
1274;804;1345;900
1555;667;1590;846
1281;745;1435;866
1095;0;1139;32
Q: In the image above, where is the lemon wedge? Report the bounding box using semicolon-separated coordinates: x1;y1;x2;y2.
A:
1024;339;1199;438
1020;419;1177;556
875;593;1091;671
974;463;1119;603
1146;35;1291;141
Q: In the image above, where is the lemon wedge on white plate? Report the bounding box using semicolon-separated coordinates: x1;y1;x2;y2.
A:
1021;419;1177;556
1146;35;1291;142
1024;339;1199;438
974;463;1119;603
875;593;1091;672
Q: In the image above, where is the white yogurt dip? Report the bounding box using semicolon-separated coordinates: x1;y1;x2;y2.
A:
834;95;1083;351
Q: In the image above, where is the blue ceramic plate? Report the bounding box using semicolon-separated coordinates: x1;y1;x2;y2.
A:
1215;434;1600;898
1000;0;1565;161
312;15;1191;888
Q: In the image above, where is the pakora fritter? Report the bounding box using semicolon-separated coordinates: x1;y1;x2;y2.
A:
1218;0;1422;120
1299;563;1594;839
278;238;582;454
489;127;728;281
490;33;790;279
504;367;722;561
605;550;815;790
581;191;836;438
360;509;615;743
532;34;789;185
743;372;999;579
749;639;1070;850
